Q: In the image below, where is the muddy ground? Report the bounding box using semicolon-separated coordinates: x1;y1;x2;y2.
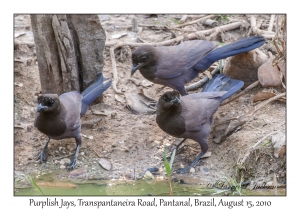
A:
14;14;286;188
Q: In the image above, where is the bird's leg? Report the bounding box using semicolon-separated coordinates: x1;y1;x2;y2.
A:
175;136;209;174
175;151;205;174
36;137;51;164
163;138;187;161
67;136;81;171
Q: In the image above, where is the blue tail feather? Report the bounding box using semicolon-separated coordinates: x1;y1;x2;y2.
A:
202;74;244;101
195;36;265;71
81;73;112;115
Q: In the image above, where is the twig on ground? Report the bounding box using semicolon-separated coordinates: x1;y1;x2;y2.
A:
106;21;246;48
86;141;102;158
268;15;276;32
109;45;123;94
248;15;276;39
172;15;215;28
179;15;188;23
137;27;147;43
180;15;207;23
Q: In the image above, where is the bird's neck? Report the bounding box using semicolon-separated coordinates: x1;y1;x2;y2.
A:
156;105;185;136
139;65;156;81
35;102;66;137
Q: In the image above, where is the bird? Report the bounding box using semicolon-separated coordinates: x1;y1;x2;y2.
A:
34;73;112;171
131;36;265;95
156;73;244;174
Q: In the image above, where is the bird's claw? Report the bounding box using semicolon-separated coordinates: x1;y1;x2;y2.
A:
36;149;47;164
67;158;77;171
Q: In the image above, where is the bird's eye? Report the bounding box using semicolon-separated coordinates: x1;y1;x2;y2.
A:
163;95;168;101
141;56;147;61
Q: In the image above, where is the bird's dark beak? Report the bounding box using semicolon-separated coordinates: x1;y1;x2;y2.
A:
131;63;142;76
37;103;48;112
171;97;181;106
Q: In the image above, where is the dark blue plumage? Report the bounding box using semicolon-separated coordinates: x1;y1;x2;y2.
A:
81;74;112;115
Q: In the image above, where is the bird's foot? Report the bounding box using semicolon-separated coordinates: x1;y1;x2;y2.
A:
175;159;202;174
67;158;77;171
36;148;48;164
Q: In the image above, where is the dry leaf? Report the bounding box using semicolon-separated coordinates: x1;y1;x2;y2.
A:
258;58;282;87
253;92;276;103
125;92;156;115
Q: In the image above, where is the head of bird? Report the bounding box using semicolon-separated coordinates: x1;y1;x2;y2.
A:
36;94;60;113
158;90;181;110
131;45;157;75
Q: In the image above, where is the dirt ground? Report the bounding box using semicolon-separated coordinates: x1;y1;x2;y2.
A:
14;14;286;188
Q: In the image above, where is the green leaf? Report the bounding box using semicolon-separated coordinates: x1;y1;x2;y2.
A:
163;149;171;177
169;149;176;170
22;173;44;195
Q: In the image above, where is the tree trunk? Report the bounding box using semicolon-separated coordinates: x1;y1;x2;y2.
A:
30;14;106;95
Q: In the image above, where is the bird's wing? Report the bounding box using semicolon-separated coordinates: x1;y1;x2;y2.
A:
181;92;225;132
155;40;218;79
59;91;83;131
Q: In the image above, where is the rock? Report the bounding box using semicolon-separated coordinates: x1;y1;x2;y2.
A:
98;158;112;171
144;171;155;180
223;49;268;87
258;57;282;87
189;167;195;173
272;132;286;158
60;165;66;169
60;158;71;165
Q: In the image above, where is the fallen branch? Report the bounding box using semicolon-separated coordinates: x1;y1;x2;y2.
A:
179;15;188;23
172;15;215;28
249;15;276;39
180;15;207;23
109;45;123;94
105;21;246;48
86;141;102;158
137;27;147;43
221;80;261;106
268;14;276;32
